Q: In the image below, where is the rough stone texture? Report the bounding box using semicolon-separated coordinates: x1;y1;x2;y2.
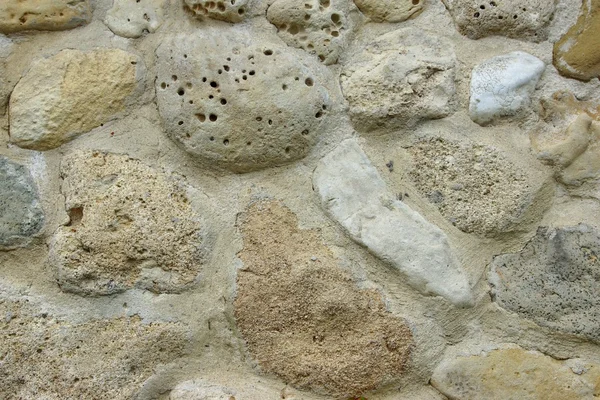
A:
341;27;456;134
408;137;547;237
267;0;358;65
0;295;188;400
469;51;546;126
105;0;166;38
155;31;332;173
489;225;600;342
353;0;423;22
0;0;91;34
234;201;413;398
169;381;236;399
431;346;600;400
441;0;556;41
184;0;250;22
313;140;473;306
9;49;140;151
49;151;211;296
554;0;600;81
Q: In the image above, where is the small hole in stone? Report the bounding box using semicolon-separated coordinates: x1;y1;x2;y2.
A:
302;129;309;135
282;84;288;90
186;133;191;138
318;54;325;62
196;113;206;122
186;82;193;88
189;100;194;104
498;15;503;19
264;49;273;56
331;13;341;24
209;95;214;99
242;75;247;80
322;104;327;110
474;12;480;17
202;77;207;82
305;14;310;21
331;31;339;37
218;69;223;74
513;14;517;19
256;117;263;121
305;78;314;86
172;75;178;81
160;82;166;89
209;114;218;122
209;136;215;141
288;25;300;35
268;120;273;125
238;8;245;14
249;70;255;75
224;65;230;71
221;98;227;105
490;1;496;6
178;88;185;96
315;111;323;118
285;147;290;153
184;54;188;58
223;139;229;145
412;0;419;4
480;4;485;9
178;121;184;125
210;81;218;88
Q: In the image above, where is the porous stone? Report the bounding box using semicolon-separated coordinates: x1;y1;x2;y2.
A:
313;140;473;306
184;0;250;22
554;0;600;81
49;151;211;296
489;224;600;342
353;0;423;22
105;0;166;38
267;0;358;65
0;0;91;34
431;346;600;400
169;381;236;399
155;31;332;173
441;0;556;41
0;157;44;249
340;27;456;133
234;200;413;398
469;51;545;126
9;49;140;151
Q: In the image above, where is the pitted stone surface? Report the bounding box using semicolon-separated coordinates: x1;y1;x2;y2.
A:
9;49;140;150
341;27;456;134
313;140;473;306
353;0;423;22
0;157;44;249
489;225;600;342
49;151;211;296
184;0;250;22
0;0;91;34
155;31;332;173
234;201;413;398
105;0;166;38
441;0;556;41
267;0;358;65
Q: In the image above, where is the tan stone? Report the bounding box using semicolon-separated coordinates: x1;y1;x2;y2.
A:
234;201;413;399
353;0;423;22
9;49;140;151
0;0;91;34
184;0;250;22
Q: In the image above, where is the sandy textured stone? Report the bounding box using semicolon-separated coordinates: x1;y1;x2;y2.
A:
469;51;545;125
0;0;91;34
49;151;211;296
313;140;473;306
155;31;332;173
184;0;250;22
554;0;600;81
267;0;358;65
341;27;456;134
9;49;140;151
353;0;423;22
234;201;413;398
105;0;166;38
490;225;600;342
442;0;556;41
431;346;600;400
169;381;236;399
0;157;44;249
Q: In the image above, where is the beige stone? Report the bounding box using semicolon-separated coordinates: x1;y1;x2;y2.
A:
0;0;91;34
105;0;166;38
9;49;140;151
353;0;423;22
184;0;250;22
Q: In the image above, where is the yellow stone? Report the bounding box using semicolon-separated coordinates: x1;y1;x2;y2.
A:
0;0;91;34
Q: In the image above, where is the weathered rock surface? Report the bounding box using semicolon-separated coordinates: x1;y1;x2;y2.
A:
105;0;166;38
0;0;91;34
0;157;44;249
490;225;600;342
353;0;423;22
341;28;456;133
155;31;332;172
313;140;473;306
169;381;236;399
554;0;600;81
234;200;413;398
442;0;556;41
431;345;600;400
9;49;140;150
50;151;211;296
184;0;250;22
267;0;358;65
469;51;545;126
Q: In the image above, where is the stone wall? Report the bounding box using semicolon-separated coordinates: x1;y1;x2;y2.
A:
1;0;600;399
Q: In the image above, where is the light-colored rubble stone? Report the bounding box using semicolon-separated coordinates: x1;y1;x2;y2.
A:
169;380;236;399
0;0;91;34
353;0;423;22
313;140;473;306
184;0;250;22
105;0;166;38
49;151;211;296
9;49;140;151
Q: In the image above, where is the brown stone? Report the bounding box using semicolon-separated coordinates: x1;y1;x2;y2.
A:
0;0;91;34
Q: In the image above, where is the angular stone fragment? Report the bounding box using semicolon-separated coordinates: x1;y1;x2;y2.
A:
267;0;359;65
469;51;545;125
353;0;423;22
554;0;600;81
234;201;413;398
105;0;166;38
49;151;211;296
0;157;44;249
431;346;600;400
184;0;250;22
489;225;600;342
341;28;456;134
441;0;556;41
9;49;140;151
0;0;91;34
155;31;332;173
313;140;473;306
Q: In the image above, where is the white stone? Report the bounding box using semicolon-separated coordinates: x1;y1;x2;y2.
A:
105;0;166;38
